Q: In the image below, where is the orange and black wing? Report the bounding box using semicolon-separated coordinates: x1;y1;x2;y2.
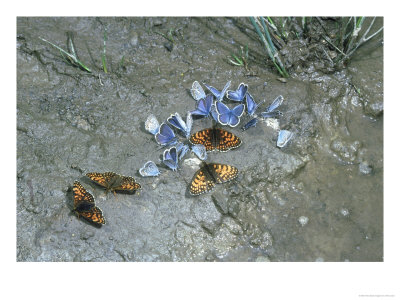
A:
189;128;214;151
112;176;141;192
86;172;117;188
209;163;239;183
189;167;216;195
78;206;106;225
215;129;242;152
73;181;95;207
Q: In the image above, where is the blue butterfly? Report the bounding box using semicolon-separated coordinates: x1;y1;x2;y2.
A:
277;130;294;148
215;101;245;127
167;112;193;138
210;103;220;122
145;114;160;135
261;95;284;118
139;161;161;177
155;123;178;146
176;142;190;160
241;118;258;131
191;144;207;161
162;146;178;171
204;81;231;102
190;94;214;118
190;81;206;101
245;93;265;116
227;83;248;102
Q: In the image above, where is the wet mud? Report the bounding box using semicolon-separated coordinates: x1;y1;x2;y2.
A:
17;17;383;261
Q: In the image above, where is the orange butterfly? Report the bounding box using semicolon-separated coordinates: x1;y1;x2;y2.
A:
189;127;242;152
189;162;239;195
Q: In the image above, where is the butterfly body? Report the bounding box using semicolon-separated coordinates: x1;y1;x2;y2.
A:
86;172;141;194
189;162;239;195
189;127;242;152
73;181;105;225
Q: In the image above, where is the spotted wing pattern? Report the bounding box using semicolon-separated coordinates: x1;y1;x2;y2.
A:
189;163;239;195
189;128;242;152
86;172;141;193
73;181;105;225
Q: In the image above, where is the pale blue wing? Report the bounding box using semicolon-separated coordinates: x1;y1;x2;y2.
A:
277;130;294;148
145;114;160;135
139;161;160;177
265;95;284;113
190;81;206;101
191;144;207;161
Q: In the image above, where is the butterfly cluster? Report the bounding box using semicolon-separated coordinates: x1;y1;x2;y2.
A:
140;80;294;196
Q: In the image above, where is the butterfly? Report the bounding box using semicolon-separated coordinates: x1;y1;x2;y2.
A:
204;81;231;102
145;114;160;135
189;127;242;152
190;81;206;101
245;93;265;116
261;95;284;118
86;172;141;194
72;181;105;225
241;118;258;131
215;101;245;127
277;130;294;148
139;161;160;177
191;144;207;161
162;146;179;171
176;142;190;160
167;112;193;138
190;94;214;118
155;123;178;146
189;162;239;195
227;82;248;102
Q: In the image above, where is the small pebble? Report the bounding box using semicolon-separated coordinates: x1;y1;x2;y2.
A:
298;216;309;226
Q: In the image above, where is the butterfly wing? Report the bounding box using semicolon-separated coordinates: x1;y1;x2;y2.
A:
145;114;160;135
79;206;106;225
167;112;186;133
189;167;216;195
242;118;258;131
86;172;113;188
215;101;231;126
260;110;283;118
185;112;193;138
277;130;294;148
189;128;214;151
163;147;178;171
73;181;94;207
155;123;176;146
190;81;206;101
139;161;160;177
191;144;207;161
204;81;231;101
209;163;239;183
227;83;248;102
229;104;245;127
112;176;141;192
190;95;213;117
265;95;284;113
215;128;242;152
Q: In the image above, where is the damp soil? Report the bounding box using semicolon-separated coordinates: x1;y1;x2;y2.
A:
16;17;383;262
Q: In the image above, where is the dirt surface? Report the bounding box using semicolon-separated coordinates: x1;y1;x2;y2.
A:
17;17;383;261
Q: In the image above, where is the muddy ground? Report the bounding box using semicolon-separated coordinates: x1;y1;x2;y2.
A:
16;17;383;261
